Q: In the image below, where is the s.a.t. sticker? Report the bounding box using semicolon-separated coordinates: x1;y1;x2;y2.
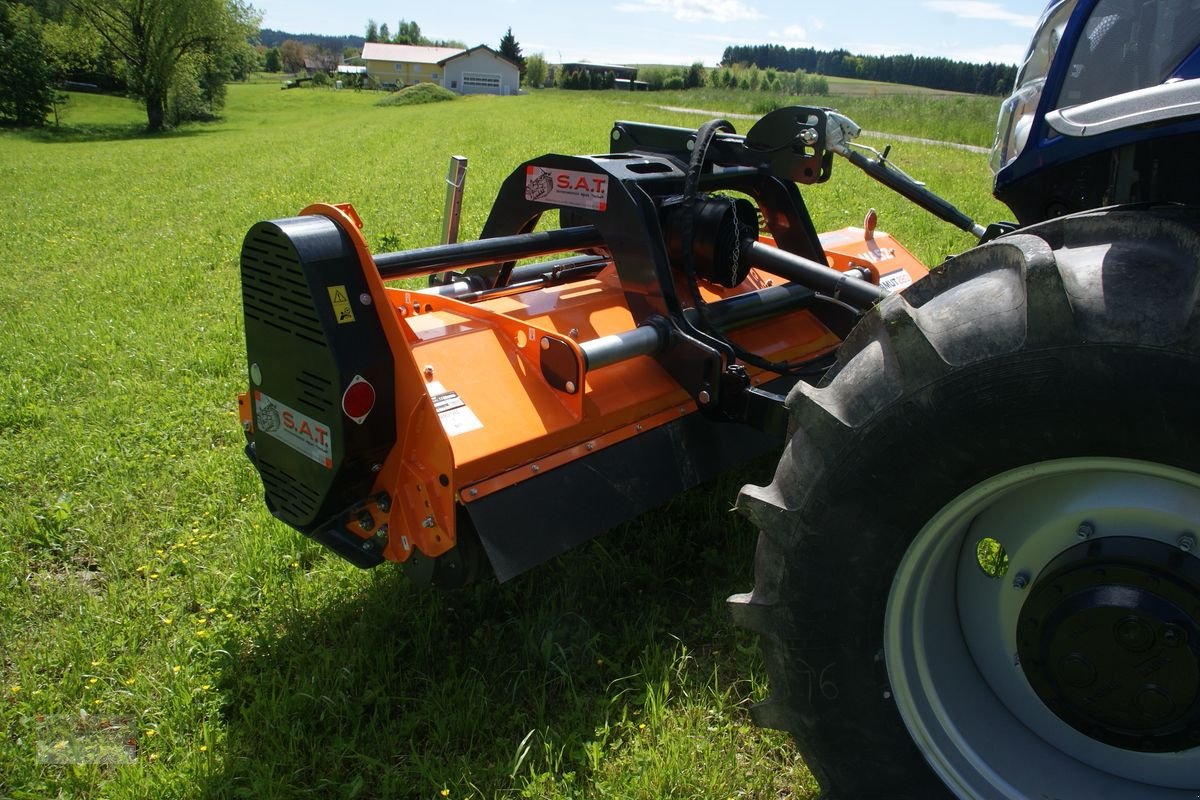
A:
525;166;608;211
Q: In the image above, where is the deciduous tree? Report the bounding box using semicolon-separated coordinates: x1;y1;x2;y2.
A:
68;0;259;131
279;38;305;72
0;3;54;126
524;53;546;88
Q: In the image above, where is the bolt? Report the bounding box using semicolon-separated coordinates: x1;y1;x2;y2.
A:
531;464;540;473
421;516;435;528
800;127;819;145
568;328;579;339
635;423;643;432
423;364;434;380
468;488;478;497
565;380;576;393
375;492;391;513
1077;522;1094;540
611;129;621;141
359;292;373;306
250;363;262;385
371;463;383;473
1179;533;1196;553
1012;570;1031;590
400;535;410;550
698;390;711;405
358;512;374;531
586;442;595;451
540;337;550;351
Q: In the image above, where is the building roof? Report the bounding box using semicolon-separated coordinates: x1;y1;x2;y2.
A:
439;44;520;69
361;42;465;64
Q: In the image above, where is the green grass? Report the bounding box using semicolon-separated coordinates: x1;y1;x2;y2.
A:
0;83;1010;799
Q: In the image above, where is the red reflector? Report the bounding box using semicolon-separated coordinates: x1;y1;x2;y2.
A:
342;376;375;423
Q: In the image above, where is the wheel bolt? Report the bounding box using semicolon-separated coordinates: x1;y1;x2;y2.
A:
1178;533;1196;553
1012;571;1031;590
1076;522;1094;540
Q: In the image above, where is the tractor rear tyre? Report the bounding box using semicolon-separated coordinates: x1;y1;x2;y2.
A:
729;206;1200;799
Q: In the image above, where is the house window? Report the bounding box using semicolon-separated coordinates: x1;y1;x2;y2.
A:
394;63;403;71
432;73;438;80
462;72;501;89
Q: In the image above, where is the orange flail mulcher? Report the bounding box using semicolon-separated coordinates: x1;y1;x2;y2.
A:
237;107;931;586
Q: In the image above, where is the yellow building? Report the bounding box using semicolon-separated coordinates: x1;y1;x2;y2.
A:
361;43;465;89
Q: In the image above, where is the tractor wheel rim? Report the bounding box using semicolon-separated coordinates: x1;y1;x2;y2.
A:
885;457;1200;799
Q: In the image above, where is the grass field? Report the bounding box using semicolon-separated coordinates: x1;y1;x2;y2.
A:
0;82;1010;799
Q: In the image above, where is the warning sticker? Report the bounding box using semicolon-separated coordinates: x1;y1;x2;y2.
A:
327;285;355;324
880;269;914;292
524;166;608;211
427;381;483;437
254;390;333;468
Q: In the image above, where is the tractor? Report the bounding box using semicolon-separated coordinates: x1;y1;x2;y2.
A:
236;0;1200;796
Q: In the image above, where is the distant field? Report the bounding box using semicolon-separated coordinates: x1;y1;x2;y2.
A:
0;83;1008;800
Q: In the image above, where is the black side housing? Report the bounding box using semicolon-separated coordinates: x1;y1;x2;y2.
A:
240;215;395;562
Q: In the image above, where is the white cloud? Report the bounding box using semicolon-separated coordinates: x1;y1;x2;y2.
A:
920;1;1038;28
614;0;762;23
764;24;809;47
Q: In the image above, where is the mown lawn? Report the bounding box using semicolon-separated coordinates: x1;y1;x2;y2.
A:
0;82;1009;799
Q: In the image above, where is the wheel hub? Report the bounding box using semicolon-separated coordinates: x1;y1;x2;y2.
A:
1018;537;1200;753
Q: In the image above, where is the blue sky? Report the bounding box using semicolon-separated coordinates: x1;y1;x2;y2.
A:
257;0;1052;67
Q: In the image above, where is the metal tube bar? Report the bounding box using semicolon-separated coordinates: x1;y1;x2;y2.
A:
580;325;666;370
579;280;817;372
744;238;889;309
375;226;605;280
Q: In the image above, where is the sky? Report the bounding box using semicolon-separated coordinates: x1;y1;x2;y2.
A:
256;0;1053;67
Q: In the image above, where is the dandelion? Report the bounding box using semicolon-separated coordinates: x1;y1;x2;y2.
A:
155;549;164;556
162;617;173;625
197;617;207;624
207;607;216;614
149;573;159;581
9;685;19;694
125;678;136;686
92;699;102;706
172;665;181;674
289;562;299;569
88;678;98;685
199;745;207;752
638;723;646;732
136;565;146;573
91;660;102;667
195;630;208;638
440;790;450;798
148;753;158;762
200;684;211;691
224;613;233;620
145;729;157;737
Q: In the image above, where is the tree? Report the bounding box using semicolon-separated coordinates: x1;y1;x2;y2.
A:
524;52;546;88
498;27;524;79
279;38;305;72
68;0;259;131
263;46;280;72
378;22;389;42
685;61;704;89
0;3;54;126
394;19;421;45
365;19;378;43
